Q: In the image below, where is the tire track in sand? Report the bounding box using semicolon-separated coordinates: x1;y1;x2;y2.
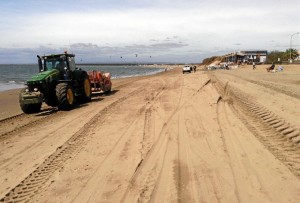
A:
121;76;211;202
69;78;167;202
0;78;143;140
0;87;145;203
0;108;58;140
121;78;184;203
209;73;300;179
219;71;300;99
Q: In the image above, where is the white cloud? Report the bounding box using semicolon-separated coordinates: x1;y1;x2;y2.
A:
16;10;191;44
0;0;299;63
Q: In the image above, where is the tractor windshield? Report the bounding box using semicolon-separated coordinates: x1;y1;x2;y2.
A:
43;56;67;71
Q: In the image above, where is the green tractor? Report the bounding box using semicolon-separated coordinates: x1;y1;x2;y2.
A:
19;53;91;113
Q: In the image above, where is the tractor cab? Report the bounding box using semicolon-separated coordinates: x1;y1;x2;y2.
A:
38;53;76;80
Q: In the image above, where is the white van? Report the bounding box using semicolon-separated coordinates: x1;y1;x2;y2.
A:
182;65;192;74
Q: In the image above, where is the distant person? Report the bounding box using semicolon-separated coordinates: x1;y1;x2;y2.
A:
266;62;275;72
193;66;197;72
225;63;229;70
252;62;256;70
278;66;284;72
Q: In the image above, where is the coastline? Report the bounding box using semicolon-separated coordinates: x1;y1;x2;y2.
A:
0;65;179;120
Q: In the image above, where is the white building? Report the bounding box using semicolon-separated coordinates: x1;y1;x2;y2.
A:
241;50;268;63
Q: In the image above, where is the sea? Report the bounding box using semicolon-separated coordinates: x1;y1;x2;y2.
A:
0;64;166;92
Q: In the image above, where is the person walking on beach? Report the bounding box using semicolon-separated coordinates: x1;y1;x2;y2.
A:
252;61;256;70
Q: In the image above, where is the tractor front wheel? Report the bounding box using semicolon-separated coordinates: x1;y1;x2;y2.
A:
20;102;42;114
19;88;42;114
56;83;74;110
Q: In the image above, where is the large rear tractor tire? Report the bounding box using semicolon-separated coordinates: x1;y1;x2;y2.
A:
79;73;92;103
56;83;75;110
19;88;42;114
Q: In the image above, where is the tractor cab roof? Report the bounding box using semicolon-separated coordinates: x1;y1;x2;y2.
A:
42;53;75;60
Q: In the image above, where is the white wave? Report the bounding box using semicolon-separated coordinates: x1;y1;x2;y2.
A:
0;82;25;92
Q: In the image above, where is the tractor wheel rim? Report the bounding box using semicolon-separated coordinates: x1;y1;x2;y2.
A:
85;79;91;96
67;89;74;104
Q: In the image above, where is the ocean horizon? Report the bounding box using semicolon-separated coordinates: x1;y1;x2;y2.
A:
0;64;166;92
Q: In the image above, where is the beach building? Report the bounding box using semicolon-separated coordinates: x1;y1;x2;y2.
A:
241;50;268;63
223;52;245;64
223;50;268;64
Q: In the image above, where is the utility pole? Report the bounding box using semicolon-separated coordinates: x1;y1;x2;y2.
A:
290;32;299;63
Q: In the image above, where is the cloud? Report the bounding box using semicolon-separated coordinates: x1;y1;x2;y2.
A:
71;42;189;61
0;0;300;63
0;41;189;63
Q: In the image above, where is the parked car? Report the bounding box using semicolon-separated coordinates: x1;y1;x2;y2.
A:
182;65;192;74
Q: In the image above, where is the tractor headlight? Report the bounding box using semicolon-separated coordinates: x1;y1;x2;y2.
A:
34;88;38;92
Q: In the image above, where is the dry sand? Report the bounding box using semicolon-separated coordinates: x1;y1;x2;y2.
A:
0;64;300;202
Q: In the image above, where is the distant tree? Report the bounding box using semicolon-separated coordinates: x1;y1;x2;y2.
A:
267;49;299;63
286;48;299;60
267;51;285;63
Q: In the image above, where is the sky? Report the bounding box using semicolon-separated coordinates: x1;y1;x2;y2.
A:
0;0;299;64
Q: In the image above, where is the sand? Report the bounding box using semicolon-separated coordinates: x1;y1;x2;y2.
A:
0;64;300;202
